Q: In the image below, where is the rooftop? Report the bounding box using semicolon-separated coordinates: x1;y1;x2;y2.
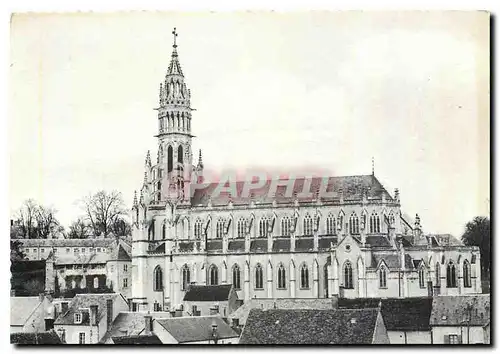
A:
155;316;239;343
183;284;233;302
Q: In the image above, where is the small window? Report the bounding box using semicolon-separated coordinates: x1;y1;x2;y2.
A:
123;278;128;288
74;313;82;324
153;302;161;311
41;248;45;253
54;248;58;254
123;264;128;272
78;332;85;344
448;334;460;344
93;277;99;289
82;248;86;253
74;248;79;253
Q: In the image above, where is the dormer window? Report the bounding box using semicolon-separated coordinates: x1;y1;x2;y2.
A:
74;313;82;324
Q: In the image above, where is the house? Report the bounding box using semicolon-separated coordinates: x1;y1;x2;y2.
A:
154;316;240;344
430;295;490;344
182;284;239;317
338;297;433;344
53;293;129;344
228;298;336;328
11;294;53;333
112;334;163;345
11;331;63;344
239;308;389;344
106;240;132;299
99;311;172;344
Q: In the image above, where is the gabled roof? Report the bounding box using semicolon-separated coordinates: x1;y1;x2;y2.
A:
10;297;43;326
183;285;233;302
54;293;125;325
155;316;238;343
190;175;392;207
430;295;490;326
100;311;172;343
112;334;163;345
109;241;131;261
338;297;432;331
370;253;401;270
11;331;62;344
239;308;380;344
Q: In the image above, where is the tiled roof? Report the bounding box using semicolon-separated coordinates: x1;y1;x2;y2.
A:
365;236;391;248
240;308;380;344
430;295;490;326
250;239;267;253
100;311;172;343
17;238;115;247
338;297;432;331
183;284;233;302
228;298;335;325
206;240;222;253
54;293;124;325
112;334;163;345
272;239;290;252
370;253;401;269
11;331;62;344
318;236;338;250
295;238;314;252
10;297;43;326
190;175;392;207
155;316;239;343
227;240;245;252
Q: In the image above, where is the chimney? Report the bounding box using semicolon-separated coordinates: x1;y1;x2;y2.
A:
90;305;98;326
144;315;153;335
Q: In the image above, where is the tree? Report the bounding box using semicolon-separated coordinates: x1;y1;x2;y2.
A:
12;200;61;239
80;190;127;237
461;216;490;280
111;217;132;237
10;240;26;262
34;205;60;239
68;217;90;239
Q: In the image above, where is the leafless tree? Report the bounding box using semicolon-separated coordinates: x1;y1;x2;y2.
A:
68;217;90;239
80;190;127;237
35;205;60;239
13;200;61;239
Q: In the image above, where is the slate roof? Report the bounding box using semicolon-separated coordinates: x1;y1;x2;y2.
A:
54;293;125;325
11;297;43;326
108;241;131;261
250;239;267;253
370;253;401;269
18;238;115;247
228;298;335;326
100;311;172;343
178;241;195;252
318;236;338;250
152;242;165;253
155;316;239;343
112;334;163;345
190;175;392;207
365;236;392;248
240;308;380;344
272;239;290;252
11;331;62;344
206;240;222;253
227;240;245;252
430;295;490;327
295;238;314;252
183;284;233;302
338;297;432;331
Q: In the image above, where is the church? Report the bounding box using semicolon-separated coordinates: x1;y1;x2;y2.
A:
130;29;482;313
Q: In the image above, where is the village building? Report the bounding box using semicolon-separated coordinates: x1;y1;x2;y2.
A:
10;294;53;334
130;30;483;313
182;284;240;317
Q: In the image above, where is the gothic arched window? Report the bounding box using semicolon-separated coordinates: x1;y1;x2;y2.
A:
300;263;309;289
232;264;241;290
379;265;387;288
349;213;359;235
259;217;270;237
216;218;225;238
388;212;395;226
254;264;264;289
326;213;336;235
167;145;173;173
194;218;203;239
237;218;247;238
281;217;291;237
370;213;381;233
277;264;286;289
181;264;190;291
463;260;472;288
208;264;219;285
153;266;163;291
435;262;441;287
303;214;313;236
343;261;353;289
177;145;183;164
447;261;457;288
418;265;426;288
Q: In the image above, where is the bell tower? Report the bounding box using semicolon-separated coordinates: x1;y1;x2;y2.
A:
153;28;194;203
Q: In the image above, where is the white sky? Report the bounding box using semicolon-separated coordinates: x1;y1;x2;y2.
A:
9;11;489;236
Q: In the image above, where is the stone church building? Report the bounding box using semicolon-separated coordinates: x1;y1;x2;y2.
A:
130;30;482;312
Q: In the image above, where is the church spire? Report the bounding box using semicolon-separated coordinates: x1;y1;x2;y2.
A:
197;149;204;169
167;27;183;76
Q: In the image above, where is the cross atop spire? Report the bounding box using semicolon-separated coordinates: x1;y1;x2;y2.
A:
172;27;178;48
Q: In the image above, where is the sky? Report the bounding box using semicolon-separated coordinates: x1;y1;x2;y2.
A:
9;11;489;236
